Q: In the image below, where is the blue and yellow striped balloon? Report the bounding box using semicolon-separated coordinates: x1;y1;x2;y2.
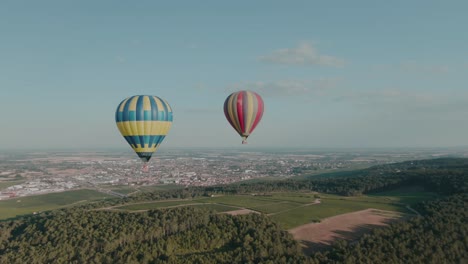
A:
115;95;173;162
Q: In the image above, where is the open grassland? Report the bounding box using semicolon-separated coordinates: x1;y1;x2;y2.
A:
0;189;113;220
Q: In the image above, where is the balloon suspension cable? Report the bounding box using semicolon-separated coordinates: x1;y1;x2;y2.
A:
142;163;149;173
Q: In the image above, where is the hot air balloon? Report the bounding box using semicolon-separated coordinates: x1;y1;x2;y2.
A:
115;95;173;171
224;90;264;144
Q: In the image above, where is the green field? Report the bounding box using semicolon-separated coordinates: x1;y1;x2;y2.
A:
270;198;405;229
113;189;137;195
206;195;283;208
0;189;113;220
1;185;437;229
368;186;439;205
108;187;436;229
187;203;239;213
254;202;303;214
116;200;207;211
265;193;318;203
116;200;242;213
106;186;138;195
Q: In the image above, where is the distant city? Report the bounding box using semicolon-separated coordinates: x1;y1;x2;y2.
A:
1;148;468;200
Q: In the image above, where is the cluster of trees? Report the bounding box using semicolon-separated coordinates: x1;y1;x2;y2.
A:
304;158;468;263
309;193;468;263
1;158;467;263
206;158;468;196
0;207;306;263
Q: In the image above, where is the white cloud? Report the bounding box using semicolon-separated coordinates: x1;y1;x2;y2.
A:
226;78;340;97
258;42;345;67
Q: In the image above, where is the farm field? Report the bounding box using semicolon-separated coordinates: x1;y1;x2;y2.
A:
255;202;304;214
116;199;209;211
0;185;437;228
107;186;137;195
187;203;239;212
0;189;113;220
289;208;404;254
270;198;405;229
109;187;435;229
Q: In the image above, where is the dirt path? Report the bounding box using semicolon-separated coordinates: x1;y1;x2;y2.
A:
98;201;262;216
249;201;289;209
267;199;321;216
95;197;210;211
405;205;421;216
289;208;403;254
225;209;260;215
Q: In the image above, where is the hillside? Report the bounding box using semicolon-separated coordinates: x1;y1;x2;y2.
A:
309;194;468;263
0;207;306;263
0;158;467;263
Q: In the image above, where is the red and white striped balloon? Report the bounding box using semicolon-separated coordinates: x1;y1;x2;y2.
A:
223;90;264;144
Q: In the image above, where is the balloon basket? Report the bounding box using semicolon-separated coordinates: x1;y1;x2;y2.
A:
142;163;149;173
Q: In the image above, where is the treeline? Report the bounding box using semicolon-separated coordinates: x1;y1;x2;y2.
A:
302;159;468;263
1;158;467;263
206;158;468;196
309;193;468;263
0;207;306;263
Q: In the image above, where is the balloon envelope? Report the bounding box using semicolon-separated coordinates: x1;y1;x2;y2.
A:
223;90;264;144
115;95;173;162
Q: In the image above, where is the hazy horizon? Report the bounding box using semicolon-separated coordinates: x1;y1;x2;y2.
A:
3;145;468;153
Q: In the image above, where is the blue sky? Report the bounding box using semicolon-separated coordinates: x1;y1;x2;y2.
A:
1;0;467;150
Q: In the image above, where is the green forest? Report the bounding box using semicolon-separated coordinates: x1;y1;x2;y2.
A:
1;158;467;263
